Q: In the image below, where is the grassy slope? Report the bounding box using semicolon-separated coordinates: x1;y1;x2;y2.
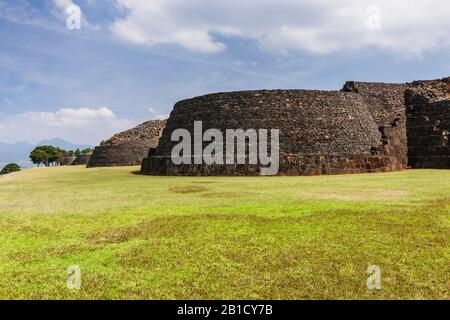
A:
0;166;448;300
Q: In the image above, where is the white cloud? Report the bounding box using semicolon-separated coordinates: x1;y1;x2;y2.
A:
147;106;168;120
0;107;136;145
23;107;115;128
112;0;225;53
111;0;450;56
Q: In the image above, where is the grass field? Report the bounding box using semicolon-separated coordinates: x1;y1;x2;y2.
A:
0;166;448;300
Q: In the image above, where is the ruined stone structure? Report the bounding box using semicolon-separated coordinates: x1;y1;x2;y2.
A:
72;154;91;166
140;77;449;176
406;78;450;169
87;120;166;168
142;88;406;176
60;155;76;166
342;81;408;168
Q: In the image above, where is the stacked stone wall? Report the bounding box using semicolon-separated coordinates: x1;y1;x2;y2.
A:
88;120;166;168
406;78;450;168
342;81;408;167
88;141;153;167
72;154;91;166
142;89;404;176
60;156;76;166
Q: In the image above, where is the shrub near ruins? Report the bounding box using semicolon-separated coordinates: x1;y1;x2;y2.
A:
0;163;21;175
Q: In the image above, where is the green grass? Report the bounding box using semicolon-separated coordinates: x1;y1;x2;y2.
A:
0;166;448;300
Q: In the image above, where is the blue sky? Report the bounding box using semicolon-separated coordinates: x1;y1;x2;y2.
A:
0;0;449;145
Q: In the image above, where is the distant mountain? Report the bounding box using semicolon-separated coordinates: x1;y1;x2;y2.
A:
0;141;34;163
0;138;93;169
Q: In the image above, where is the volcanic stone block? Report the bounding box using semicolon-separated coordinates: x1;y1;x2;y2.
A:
406;77;450;169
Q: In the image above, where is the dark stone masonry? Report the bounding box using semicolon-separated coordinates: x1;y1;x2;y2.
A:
140;77;449;176
72;154;91;166
60;155;76;166
406;78;450;169
87;120;166;168
342;81;408;168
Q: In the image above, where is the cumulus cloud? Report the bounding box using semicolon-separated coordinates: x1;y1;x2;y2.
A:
112;0;226;53
23;107;115;128
111;0;450;56
147;106;168;120
0;107;136;145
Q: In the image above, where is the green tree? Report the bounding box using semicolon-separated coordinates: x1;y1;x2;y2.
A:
74;149;81;156
46;146;65;166
30;146;66;167
30;148;49;167
0;163;21;175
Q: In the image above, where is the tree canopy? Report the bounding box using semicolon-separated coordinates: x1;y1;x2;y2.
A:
29;145;93;167
0;163;21;175
30;146;66;167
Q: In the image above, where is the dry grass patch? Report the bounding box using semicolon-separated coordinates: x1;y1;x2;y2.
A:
169;186;209;194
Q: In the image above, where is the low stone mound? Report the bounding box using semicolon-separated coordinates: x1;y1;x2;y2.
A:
88;120;166;168
60;156;76;166
72;154;91;166
101;120;166;147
